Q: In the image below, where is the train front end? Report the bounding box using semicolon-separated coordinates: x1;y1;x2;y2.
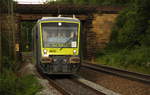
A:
39;17;81;74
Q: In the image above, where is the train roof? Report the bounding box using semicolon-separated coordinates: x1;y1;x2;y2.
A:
38;17;80;22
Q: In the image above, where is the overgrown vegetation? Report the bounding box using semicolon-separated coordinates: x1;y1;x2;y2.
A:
96;0;150;74
0;0;41;94
96;47;150;74
0;58;41;95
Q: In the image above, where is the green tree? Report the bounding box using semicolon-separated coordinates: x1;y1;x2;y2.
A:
109;0;150;49
0;0;16;72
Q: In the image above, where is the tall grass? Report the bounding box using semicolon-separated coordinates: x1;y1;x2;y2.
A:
96;46;150;74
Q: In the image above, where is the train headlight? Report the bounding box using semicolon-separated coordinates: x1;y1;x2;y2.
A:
43;49;47;54
58;22;62;26
73;50;77;54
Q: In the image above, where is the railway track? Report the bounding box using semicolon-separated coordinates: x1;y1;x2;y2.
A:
82;61;150;84
37;67;106;95
43;76;72;95
37;68;71;95
41;75;106;95
36;61;149;95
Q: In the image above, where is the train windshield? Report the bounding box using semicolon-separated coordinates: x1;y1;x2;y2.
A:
42;22;78;48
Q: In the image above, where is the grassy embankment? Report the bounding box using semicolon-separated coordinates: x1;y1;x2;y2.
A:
95;0;150;74
96;47;150;74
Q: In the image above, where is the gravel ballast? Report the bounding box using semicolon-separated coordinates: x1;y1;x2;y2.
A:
78;67;150;95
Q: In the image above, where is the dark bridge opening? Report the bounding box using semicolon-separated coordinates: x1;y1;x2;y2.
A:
20;21;36;52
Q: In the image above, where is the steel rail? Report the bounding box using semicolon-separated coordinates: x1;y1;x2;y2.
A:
82;61;150;84
46;76;105;95
45;78;72;95
70;76;105;95
37;67;71;95
38;65;105;95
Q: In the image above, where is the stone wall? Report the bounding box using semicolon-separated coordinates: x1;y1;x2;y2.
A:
93;13;118;49
85;13;118;59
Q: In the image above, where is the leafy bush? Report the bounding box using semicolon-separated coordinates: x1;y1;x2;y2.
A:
0;58;41;95
109;0;150;49
0;70;41;95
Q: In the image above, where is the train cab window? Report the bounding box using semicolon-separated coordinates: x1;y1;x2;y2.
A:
41;22;78;48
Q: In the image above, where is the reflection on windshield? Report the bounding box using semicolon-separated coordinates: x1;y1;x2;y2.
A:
42;22;78;48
